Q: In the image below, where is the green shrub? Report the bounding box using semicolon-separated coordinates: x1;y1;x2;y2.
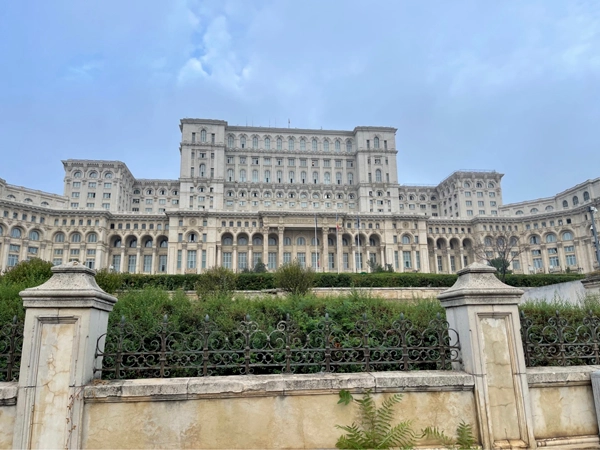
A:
275;260;315;295
1;258;53;286
236;272;275;290
195;266;237;300
95;269;123;294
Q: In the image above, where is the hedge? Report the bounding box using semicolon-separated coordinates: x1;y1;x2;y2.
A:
100;271;585;292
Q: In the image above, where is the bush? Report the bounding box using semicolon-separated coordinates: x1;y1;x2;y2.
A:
1;258;53;286
95;269;123;294
195;266;237;300
274;260;315;295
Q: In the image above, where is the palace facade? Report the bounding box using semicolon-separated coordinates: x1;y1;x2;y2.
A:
1;118;599;275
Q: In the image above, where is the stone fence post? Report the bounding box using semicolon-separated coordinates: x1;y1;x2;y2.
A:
12;262;117;449
438;263;536;450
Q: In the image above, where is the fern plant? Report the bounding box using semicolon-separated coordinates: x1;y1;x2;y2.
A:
336;390;477;450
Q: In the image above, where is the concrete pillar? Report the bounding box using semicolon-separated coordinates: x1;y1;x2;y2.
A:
278;227;284;270
438;263;536;450
13;262;117;449
322;228;328;272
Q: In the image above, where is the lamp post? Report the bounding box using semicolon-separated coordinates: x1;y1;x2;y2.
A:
589;206;600;269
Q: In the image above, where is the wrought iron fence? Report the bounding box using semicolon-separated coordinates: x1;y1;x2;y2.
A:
94;314;461;379
521;310;600;367
0;317;23;382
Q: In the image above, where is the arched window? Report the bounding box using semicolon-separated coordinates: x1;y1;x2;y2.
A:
530;208;538;214
563;200;568;208
144;239;153;247
301;171;307;183
312;139;318;151
464;182;471;188
253;236;262;245
375;169;382;182
227;169;234;182
252;170;259;182
268;237;277;245
312;172;319;184
113;239;121;248
516;210;524;215
223;236;233;246
584;191;590;201
573;196;579;206
484;237;493;246
545;205;554;211
562;231;574;241
288;138;294;151
252;136;258;149
284;237;292;246
348;173;354;185
300;139;306;151
71;233;82;243
87;233;98;243
346;140;352;152
199;164;206;177
159;239;168;248
29;230;40;241
476;182;483;188
342;238;349;246
276;170;282;183
277;138;282;150
374;137;379;149
324;172;331;184
289;171;295;183
323;140;329;151
488;182;495;188
297;237;306;245
0;225;3;236
530;235;540;245
311;238;320;245
89;171;98;179
240;136;246;148
188;233;197;243
129;238;137;248
336;172;342;185
73;171;82;178
200;129;207;142
238;236;248;245
240;169;247;182
335;140;340;152
104;172;113;179
54;232;65;243
227;135;234;148
401;235;410;245
264;170;271;183
545;234;557;243
265;137;271;150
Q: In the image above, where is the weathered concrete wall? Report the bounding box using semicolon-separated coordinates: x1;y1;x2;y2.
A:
521;280;586;304
0;383;17;449
528;366;600;448
81;372;478;450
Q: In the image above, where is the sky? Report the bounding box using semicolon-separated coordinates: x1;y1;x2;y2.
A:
1;0;599;204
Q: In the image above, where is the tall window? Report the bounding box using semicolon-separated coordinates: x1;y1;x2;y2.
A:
335;140;340;152
223;252;232;269
374;137;380;149
240;169;247;182
227;135;234;148
187;250;197;269
346;140;352;152
323;140;329;151
348;173;354;185
240;136;246;148
289;171;295;183
143;255;152;273
375;169;382;182
200;129;207;142
227;169;234;181
312;139;317;151
265;137;271;149
288;138;294;151
199;164;206;177
301;171;307;183
252;170;259;182
313;172;319;184
252;136;258;149
264;170;271;182
128;255;137;273
324;172;331;184
277;138;282;150
300;139;306;150
336;172;342;185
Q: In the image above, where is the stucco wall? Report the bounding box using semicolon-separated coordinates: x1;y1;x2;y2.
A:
521;280;586;304
81;372;478;450
0;383;17;450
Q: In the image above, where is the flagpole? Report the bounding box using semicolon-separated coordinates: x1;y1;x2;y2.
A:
314;213;319;271
356;212;361;273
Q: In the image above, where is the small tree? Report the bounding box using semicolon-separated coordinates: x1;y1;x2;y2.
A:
253;259;267;273
1;258;53;286
95;268;123;294
473;230;524;282
196;266;237;300
274;260;315;296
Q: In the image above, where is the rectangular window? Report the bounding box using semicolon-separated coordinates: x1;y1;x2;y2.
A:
223;252;232;269
140;255;151;273
268;252;277;270
437;255;443;272
177;250;182;269
283;252;292;264
238;252;247;270
450;255;456;272
7;254;19;267
355;252;363;270
549;256;559;268
53;258;63;266
187;250;197;269
403;251;412;269
297;252;306;268
415;251;421;270
112;255;121;272
566;254;577;266
104;183;112;189
512;259;521;270
158;255;167;272
311;252;320;269
328;252;335;269
533;258;543;269
394;251;399;269
128;255;137;273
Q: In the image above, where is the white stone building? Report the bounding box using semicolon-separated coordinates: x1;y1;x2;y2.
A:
1;118;599;275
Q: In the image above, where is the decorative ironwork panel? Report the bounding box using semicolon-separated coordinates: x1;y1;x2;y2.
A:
521;310;600;367
95;313;462;380
0;317;23;382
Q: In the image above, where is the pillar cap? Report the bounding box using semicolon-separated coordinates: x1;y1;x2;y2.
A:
438;262;523;307
19;261;117;310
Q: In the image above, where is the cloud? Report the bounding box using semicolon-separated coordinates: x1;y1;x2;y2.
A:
64;59;104;81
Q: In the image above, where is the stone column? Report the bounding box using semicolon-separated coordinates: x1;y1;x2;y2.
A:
13;262;117;450
119;248;125;272
432;249;439;273
278;227;284;270
322;228;328;272
438;263;536;450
